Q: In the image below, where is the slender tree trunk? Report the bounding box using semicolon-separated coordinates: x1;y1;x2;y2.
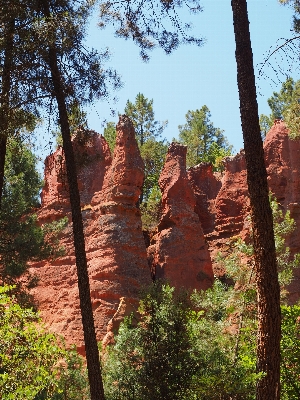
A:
231;1;281;398
0;19;14;206
40;2;105;399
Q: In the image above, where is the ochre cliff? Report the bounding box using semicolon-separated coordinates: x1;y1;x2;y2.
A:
29;117;150;353
27;118;300;349
148;143;213;290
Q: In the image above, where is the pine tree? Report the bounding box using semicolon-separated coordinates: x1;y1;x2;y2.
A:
98;0;203;61
124;93;168;203
178;106;232;169
231;1;281;398
0;137;66;280
259;77;300;137
33;1;108;398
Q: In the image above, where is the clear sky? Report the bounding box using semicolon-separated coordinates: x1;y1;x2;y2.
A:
38;0;300;161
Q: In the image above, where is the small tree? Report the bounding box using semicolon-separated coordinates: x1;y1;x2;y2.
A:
0;285;88;400
103;121;117;154
124;93;167;147
178;106;232;169
124;93;168;204
259;77;300;137
103;283;201;400
0;137;66;279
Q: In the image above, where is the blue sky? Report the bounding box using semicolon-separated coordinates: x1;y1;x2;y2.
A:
38;1;300;161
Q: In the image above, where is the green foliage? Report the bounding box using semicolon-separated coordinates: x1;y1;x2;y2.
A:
103;282;257;400
140;186;162;231
103;121;117;154
124;93;167;147
103;283;200;400
259;114;273;140
0;138;67;278
281;305;300;400
259;77;300;138
0;285;89;400
178;106;232;170
140;137;168;203
124;93;168;205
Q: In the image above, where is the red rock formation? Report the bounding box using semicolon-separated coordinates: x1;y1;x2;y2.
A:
87;115;151;344
28;118;150;352
205;121;300;297
213;150;250;237
148;143;214;290
264;120;300;300
29;118;300;349
187;163;222;234
39;130;112;224
264;120;300;221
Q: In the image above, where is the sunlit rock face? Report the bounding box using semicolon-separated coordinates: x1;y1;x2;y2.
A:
87;115;151;346
39;130;112;224
148;143;214;291
203;120;300;300
213;151;250;238
28;119;150;353
27;118;300;351
264;120;300;301
187;162;222;235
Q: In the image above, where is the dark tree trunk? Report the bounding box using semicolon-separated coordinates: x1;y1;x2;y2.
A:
231;1;281;398
40;2;106;399
0;19;14;206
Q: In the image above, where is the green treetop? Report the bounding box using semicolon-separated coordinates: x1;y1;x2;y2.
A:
124;93;168;205
259;77;300;138
103;121;117;154
178;105;232;170
124;93;167;147
103;94;168;226
0;137;67;279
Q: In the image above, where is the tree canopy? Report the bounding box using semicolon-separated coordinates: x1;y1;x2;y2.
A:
0;285;88;400
98;0;203;61
178;105;232;169
259;77;300;138
0;137;66;279
125;93;168;203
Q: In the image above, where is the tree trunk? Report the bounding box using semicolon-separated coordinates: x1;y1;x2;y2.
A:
231;1;281;398
0;19;14;206
40;2;106;399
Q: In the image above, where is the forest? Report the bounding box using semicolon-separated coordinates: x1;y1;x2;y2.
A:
1;0;300;399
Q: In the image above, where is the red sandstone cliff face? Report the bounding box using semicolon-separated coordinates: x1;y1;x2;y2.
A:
29;118;150;352
89;115;151;344
204;121;300;298
264;120;300;246
28;118;300;349
187;163;222;234
148;143;214;290
39;130;112;224
264;120;300;300
214;151;250;238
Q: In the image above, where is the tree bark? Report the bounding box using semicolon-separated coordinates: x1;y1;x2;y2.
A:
40;2;106;399
0;19;14;206
231;1;281;399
